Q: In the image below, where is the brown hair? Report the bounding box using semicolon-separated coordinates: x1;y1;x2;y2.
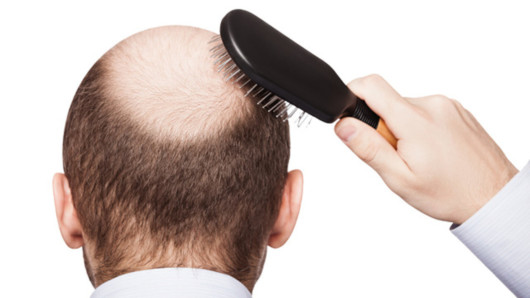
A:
63;48;290;287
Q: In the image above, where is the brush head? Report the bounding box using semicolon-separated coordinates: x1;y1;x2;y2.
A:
210;9;361;125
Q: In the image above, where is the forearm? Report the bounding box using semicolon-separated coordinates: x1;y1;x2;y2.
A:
452;162;530;297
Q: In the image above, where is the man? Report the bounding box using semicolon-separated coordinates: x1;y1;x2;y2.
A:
54;25;529;297
53;26;303;297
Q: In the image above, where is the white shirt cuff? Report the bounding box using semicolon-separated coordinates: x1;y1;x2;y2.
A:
451;161;530;297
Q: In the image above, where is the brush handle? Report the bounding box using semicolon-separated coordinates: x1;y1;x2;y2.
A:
347;99;397;149
375;119;397;149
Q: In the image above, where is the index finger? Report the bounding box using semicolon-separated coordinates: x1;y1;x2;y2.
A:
347;74;415;132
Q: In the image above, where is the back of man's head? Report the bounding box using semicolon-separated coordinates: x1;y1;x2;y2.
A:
60;26;291;288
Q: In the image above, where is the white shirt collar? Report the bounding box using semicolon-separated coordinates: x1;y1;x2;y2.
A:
91;267;252;298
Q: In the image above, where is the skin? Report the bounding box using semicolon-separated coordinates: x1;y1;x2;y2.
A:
335;74;518;225
53;26;304;291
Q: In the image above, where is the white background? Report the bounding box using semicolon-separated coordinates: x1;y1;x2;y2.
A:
1;0;529;297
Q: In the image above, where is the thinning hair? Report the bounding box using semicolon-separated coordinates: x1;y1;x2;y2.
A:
62;26;290;287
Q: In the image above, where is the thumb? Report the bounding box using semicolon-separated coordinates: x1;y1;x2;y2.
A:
335;117;410;180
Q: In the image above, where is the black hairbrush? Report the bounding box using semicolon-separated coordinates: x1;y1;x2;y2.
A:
210;9;397;147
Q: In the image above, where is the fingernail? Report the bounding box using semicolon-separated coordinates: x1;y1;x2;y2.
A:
336;122;356;143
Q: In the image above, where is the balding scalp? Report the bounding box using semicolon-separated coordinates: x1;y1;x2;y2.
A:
102;26;254;140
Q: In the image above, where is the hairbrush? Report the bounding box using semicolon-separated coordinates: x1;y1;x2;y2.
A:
209;9;397;147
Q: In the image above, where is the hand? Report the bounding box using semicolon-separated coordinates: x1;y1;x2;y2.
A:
335;74;519;224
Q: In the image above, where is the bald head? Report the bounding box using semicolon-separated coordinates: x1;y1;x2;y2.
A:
101;26;255;139
62;26;289;288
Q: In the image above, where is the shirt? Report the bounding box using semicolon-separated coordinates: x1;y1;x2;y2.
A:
91;267;252;298
452;161;530;297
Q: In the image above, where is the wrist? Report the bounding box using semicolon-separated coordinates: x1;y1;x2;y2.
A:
455;163;519;225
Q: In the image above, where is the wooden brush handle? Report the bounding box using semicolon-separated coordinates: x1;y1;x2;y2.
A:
376;119;397;149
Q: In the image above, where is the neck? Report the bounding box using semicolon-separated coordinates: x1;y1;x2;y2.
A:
83;245;266;292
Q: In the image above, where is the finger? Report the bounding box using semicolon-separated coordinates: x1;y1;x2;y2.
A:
335;117;412;182
403;96;425;106
347;74;414;129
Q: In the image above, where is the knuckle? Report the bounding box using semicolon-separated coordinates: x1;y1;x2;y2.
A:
362;74;384;86
358;148;378;165
384;171;421;199
406;175;424;193
429;94;449;102
427;94;452;110
451;98;464;109
354;138;379;164
391;176;417;197
398;178;424;200
352;74;385;90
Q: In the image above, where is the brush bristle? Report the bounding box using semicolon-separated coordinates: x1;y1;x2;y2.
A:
209;34;312;127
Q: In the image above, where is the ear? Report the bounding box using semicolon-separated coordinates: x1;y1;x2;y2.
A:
53;173;84;249
268;169;303;248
